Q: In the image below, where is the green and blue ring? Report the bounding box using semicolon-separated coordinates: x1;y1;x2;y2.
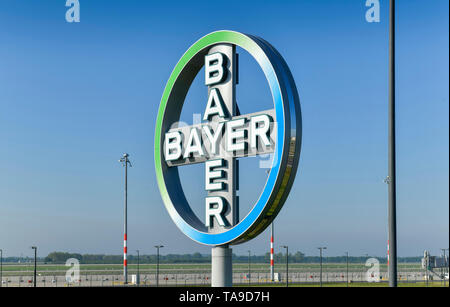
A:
155;30;301;246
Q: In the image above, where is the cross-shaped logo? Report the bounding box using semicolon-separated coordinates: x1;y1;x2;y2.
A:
164;44;276;233
155;31;301;246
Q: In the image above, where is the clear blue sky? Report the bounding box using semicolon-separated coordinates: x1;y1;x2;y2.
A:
0;0;448;258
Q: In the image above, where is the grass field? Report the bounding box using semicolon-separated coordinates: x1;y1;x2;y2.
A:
1;262;447;287
3;261;447;288
240;281;448;287
0;262;424;276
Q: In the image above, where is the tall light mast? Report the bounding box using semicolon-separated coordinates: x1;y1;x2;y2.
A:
119;153;132;284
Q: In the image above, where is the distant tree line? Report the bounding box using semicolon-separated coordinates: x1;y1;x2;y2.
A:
1;251;421;264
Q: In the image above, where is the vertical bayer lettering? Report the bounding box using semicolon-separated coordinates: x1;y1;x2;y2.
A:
204;47;237;231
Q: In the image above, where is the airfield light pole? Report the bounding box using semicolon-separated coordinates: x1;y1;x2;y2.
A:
248;250;251;285
155;245;163;287
0;249;2;287
266;168;275;283
424;250;429;287
136;250;140;286
318;247;326;287
31;246;37;287
345;252;349;287
387;0;398;288
119;153;132;284
281;246;288;287
441;248;448;287
270;222;274;282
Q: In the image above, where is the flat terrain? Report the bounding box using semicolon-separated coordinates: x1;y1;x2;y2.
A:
2;262;447;287
0;262;423;276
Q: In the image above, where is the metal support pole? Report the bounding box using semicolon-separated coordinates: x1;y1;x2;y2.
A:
320;249;323;287
156;247;159;287
286;247;288;287
31;246;37;288
318;247;326;287
124;158;127;284
281;245;288;287
346;252;349;287
211;245;232;287
426;253;429;287
119;153;131;285
441;248;448;287
248;250;251;285
136;250;140;286
388;0;398;288
270;223;274;282
155;245;163;287
0;249;2;288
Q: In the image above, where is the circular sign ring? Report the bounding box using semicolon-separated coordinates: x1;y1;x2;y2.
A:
155;31;301;246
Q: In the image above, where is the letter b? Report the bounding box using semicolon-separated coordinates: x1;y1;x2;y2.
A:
205;53;227;86
164;131;183;161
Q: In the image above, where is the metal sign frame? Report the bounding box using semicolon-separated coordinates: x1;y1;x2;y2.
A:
155;30;301;246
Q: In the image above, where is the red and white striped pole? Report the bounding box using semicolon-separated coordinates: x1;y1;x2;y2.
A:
387;240;390;279
119;153;131;284
270;223;274;281
124;233;128;281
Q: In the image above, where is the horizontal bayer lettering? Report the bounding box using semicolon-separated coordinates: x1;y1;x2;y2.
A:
163;109;276;167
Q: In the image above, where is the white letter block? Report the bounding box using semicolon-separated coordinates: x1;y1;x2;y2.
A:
205;53;226;86
250;114;271;150
227;118;246;152
205;159;225;191
205;196;227;227
164;131;182;161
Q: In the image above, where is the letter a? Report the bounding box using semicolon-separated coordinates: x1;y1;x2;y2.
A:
365;0;380;23
203;88;227;121
65;0;80;23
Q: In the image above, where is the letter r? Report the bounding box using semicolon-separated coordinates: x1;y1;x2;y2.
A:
205;197;227;227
